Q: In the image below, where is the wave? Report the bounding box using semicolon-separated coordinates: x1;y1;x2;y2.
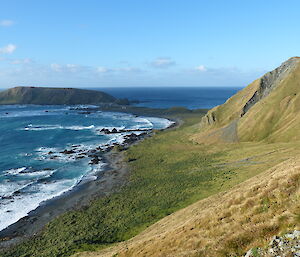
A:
19;112;173;133
65;125;95;130
0;178;78;232
106;133;127;145
35;144;100;163
0;108;68;119
0;109;173;232
0;180;34;198
144;117;174;129
27;125;97;131
68;104;99;109
22;124;96;131
0;167;57;197
0;162;104;231
23;124;64;131
4;167;27;175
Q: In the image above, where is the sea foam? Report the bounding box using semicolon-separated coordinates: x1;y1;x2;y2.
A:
0;105;172;232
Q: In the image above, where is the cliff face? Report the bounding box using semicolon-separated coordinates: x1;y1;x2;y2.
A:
194;57;300;143
0;87;119;105
241;57;299;116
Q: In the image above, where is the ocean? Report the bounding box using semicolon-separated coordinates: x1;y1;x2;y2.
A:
0;105;172;231
97;87;241;109
0;87;240;232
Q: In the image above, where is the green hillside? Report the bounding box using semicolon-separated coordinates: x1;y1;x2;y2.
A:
0;87;118;105
193;57;300;143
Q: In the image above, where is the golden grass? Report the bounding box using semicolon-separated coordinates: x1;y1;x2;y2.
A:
74;59;300;256
193;58;300;144
76;155;300;257
238;64;300;142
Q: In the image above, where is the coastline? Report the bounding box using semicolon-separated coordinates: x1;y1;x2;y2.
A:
0;150;129;248
0;110;181;249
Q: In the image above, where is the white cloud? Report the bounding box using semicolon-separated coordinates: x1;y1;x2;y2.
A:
0;20;14;27
0;60;266;88
10;58;32;64
0;44;17;54
150;57;175;68
96;66;141;74
66;64;79;72
96;66;111;73
50;63;62;72
51;63;90;73
195;65;207;72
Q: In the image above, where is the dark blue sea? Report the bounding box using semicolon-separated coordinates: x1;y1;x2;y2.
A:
0;87;240;231
96;87;241;109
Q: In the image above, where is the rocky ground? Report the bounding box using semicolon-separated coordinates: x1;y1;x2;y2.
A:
245;230;300;257
40;128;151;165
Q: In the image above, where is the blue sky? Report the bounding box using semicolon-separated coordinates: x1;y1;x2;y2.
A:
0;0;300;88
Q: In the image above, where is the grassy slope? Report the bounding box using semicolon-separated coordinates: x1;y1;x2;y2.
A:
191;79;261;144
2;113;291;257
74;66;300;256
85;154;300;257
201;79;260;128
75;114;300;256
238;63;300;142
194;59;300;144
74;114;300;256
69;59;300;256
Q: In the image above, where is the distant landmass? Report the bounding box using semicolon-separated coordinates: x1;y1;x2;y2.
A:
0;86;128;105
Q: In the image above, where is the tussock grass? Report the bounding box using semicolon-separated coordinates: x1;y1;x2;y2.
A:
85;156;300;257
3;112;300;257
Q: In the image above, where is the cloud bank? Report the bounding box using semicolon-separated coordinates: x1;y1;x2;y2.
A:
0;55;266;88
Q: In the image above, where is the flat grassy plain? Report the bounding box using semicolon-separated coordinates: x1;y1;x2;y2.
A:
2;113;299;257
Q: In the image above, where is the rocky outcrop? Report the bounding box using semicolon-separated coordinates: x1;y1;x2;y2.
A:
241;57;299;116
204;111;216;125
100;128;152;134
42;128;152;165
245;230;300;257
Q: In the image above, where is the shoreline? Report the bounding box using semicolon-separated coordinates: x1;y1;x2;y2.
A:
0;150;129;248
0;111;180;249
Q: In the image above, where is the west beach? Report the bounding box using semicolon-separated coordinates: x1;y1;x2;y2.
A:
0;150;129;247
0;108;177;249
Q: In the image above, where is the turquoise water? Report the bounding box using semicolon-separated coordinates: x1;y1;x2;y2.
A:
0;105;171;231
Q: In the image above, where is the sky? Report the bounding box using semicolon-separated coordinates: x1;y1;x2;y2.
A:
0;0;300;88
